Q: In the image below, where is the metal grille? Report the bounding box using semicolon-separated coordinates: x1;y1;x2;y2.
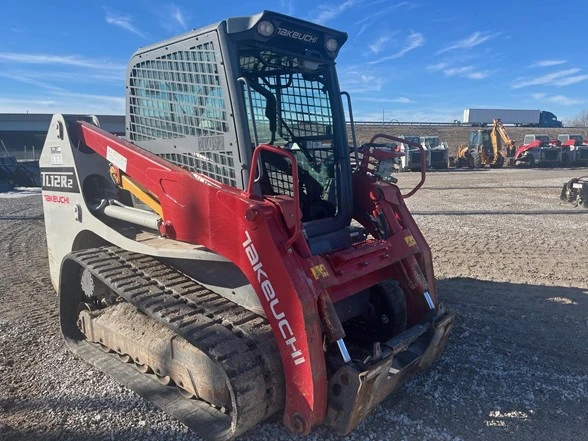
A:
431;151;445;162
279;74;333;139
128;41;228;141
159;151;237;187
261;149;336;203
264;161;294;197
410;151;421;163
244;74;333;142
240;50;333;142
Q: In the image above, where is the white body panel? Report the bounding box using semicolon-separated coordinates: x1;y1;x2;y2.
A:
40;114;264;316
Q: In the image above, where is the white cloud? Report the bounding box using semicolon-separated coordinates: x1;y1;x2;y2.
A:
0;93;124;114
465;71;488;79
428;63;488;80
0;52;125;71
368;35;391;54
532;93;583;106
553;74;588;86
338;69;384;94
353;107;461;122
280;0;295;15
367;32;424;64
310;0;356;24
437;31;495;54
547;95;583;106
531;59;566;67
170;4;188;31
0;72;65;91
356;2;417;35
511;68;582;88
355;96;415;103
105;10;148;39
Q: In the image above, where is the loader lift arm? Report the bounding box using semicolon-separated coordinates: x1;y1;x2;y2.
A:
491;119;517;158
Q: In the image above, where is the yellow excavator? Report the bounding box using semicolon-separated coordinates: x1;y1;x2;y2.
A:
455;119;517;168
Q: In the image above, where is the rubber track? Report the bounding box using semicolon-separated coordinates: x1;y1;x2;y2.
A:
66;246;284;440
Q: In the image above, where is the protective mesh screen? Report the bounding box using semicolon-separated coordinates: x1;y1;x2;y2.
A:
128;41;228;141
278;75;333;139
240;51;333;142
127;40;238;188
159;151;237;187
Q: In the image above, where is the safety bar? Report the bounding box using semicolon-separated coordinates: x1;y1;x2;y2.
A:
368;134;426;199
246;144;301;246
341;91;359;166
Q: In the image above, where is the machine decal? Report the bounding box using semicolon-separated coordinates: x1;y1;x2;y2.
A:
40;167;79;193
243;230;306;366
44;194;70;204
276;27;318;44
405;235;417;247
50;146;63;165
197;135;224;152
106;146;128;172
310;264;329;280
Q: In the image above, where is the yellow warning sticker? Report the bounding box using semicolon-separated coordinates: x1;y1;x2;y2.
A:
310;264;329;280
405;235;417;247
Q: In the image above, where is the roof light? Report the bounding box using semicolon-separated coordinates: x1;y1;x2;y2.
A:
257;21;275;37
325;38;338;52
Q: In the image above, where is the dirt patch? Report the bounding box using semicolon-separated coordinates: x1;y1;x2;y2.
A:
0;168;586;440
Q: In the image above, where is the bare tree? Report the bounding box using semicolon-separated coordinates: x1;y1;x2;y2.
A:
567;109;588;127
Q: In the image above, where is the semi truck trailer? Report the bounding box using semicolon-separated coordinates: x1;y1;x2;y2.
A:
463;109;562;127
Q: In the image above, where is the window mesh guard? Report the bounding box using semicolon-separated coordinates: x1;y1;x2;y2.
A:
277;74;333;139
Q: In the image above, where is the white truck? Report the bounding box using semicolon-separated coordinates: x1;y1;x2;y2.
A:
463;109;563;127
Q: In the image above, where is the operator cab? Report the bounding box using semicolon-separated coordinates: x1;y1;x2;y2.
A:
126;11;358;254
523;134;550;146
557;134;583;145
227;12;356;253
470;130;493;155
420;136;439;149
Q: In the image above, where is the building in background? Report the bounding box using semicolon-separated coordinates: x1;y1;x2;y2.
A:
0;113;125;160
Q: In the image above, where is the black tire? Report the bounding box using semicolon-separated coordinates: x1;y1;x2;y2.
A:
371;280;407;339
467;155;475;168
473;150;482;168
528;155;535;167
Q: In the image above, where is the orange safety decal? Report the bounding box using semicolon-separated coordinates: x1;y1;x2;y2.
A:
310;264;329;280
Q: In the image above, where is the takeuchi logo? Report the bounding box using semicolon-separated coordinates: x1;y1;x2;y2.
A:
242;230;306;366
276;27;318;44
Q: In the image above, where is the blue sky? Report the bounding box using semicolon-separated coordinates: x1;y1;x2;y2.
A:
0;0;586;123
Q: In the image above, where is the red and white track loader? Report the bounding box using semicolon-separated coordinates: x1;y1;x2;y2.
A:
40;11;454;440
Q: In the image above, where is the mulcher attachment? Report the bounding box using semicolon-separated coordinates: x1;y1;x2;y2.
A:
561;177;588;208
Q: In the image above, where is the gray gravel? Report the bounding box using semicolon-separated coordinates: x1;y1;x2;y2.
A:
1;169;587;440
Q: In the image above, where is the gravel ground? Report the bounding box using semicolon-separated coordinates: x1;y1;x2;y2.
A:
1;168;587;441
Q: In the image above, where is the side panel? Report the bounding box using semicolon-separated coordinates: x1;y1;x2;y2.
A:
39;115;261;317
126;30;243;189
